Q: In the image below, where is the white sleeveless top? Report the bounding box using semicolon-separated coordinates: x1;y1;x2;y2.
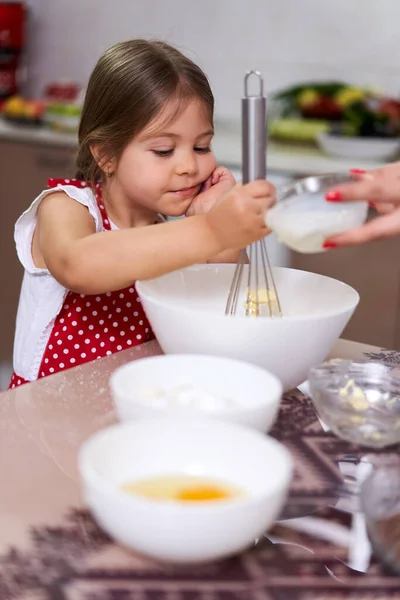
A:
13;183;117;381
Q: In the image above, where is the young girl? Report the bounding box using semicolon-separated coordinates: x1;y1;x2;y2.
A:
10;39;275;388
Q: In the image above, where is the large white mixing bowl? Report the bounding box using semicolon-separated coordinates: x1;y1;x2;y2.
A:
136;265;359;391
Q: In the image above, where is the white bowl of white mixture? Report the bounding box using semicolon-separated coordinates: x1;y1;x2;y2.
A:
78;417;293;563
266;173;368;253
110;354;282;432
136;265;359;391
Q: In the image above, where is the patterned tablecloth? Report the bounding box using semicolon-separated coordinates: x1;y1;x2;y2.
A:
0;339;399;599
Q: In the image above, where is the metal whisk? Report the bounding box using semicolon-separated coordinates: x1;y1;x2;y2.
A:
225;71;282;318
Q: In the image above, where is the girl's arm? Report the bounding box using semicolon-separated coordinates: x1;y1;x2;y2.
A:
35;182;273;294
207;248;242;263
36;192;223;294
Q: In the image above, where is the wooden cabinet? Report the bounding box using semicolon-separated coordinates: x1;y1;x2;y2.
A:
0;140;75;363
291;226;400;350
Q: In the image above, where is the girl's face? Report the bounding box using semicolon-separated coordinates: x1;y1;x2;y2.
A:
112;99;217;216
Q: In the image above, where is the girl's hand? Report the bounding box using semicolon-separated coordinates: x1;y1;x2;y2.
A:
323;164;400;247
185;166;236;217
205;179;276;251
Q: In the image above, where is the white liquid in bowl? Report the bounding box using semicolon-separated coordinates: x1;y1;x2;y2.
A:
266;192;368;253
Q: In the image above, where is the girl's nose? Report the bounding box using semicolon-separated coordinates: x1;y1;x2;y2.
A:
175;153;198;176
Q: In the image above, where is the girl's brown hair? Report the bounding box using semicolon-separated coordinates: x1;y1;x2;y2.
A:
76;39;214;182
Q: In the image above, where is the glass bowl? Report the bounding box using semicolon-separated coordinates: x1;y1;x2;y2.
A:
266;173;368;253
361;464;400;575
308;359;400;448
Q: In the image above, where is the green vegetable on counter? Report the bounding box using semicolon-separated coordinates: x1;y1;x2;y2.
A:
269;118;330;142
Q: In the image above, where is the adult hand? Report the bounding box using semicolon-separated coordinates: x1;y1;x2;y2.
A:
323;163;400;247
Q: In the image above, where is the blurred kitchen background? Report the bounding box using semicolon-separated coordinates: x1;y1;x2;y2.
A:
1;0;400;387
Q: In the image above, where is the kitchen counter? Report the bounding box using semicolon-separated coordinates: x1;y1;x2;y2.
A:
0;118;77;148
213;120;389;175
0;117;388;176
0;338;399;598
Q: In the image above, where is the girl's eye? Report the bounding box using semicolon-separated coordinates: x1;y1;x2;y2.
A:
152;147;211;157
152;149;174;157
194;146;211;154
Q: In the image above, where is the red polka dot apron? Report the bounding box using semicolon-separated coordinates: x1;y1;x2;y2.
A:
9;178;154;388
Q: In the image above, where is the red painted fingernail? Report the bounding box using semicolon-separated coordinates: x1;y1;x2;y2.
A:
325;190;342;202
349;168;366;175
323;241;337;249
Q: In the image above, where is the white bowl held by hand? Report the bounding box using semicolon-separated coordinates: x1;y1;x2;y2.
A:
110;354;282;432
266;173;368;254
78;417;293;563
136;265;359;392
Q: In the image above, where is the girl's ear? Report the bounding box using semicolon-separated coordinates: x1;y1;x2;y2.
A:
90;145;116;177
90;144;101;164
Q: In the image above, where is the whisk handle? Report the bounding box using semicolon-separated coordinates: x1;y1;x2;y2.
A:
242;71;267;184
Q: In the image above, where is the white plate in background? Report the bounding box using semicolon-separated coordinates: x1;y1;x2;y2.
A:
317;133;400;161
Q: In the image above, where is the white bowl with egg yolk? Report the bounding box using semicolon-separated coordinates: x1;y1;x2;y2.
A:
78;417;293;563
110;354;283;432
136;264;360;391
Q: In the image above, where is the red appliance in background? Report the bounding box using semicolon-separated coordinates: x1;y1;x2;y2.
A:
0;2;26;107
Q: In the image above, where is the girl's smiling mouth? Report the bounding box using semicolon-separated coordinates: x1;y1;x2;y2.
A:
170;184;201;196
